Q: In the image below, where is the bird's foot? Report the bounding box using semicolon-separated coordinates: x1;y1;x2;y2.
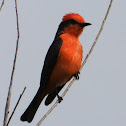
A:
73;72;80;80
57;94;63;103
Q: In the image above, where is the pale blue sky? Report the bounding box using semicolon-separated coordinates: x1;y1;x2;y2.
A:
0;0;126;126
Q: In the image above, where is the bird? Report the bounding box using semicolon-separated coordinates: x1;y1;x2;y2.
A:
20;13;91;123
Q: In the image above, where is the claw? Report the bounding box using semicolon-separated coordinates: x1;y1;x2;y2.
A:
57;95;63;103
55;88;63;103
74;72;80;80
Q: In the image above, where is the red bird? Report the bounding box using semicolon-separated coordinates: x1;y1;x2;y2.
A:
21;13;91;123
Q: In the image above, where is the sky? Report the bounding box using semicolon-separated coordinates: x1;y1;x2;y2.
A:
0;0;126;126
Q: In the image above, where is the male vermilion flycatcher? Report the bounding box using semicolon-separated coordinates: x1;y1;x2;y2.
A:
21;13;91;123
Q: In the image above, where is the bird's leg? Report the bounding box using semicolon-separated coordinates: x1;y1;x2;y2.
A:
73;72;80;80
55;88;63;103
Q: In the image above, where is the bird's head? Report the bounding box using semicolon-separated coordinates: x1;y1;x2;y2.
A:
57;13;91;37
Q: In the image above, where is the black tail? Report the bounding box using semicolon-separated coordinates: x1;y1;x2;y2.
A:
20;87;46;123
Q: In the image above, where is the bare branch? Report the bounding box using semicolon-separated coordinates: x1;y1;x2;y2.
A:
36;79;76;126
36;0;113;125
6;87;26;126
0;0;5;12
3;0;20;125
80;0;113;70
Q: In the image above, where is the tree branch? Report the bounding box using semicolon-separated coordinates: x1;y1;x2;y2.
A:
36;0;113;126
3;0;20;125
0;0;5;12
6;87;26;126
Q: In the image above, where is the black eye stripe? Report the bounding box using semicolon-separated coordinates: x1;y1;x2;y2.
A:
56;19;84;37
61;19;81;26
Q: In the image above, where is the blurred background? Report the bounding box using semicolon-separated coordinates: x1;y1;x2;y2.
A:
0;0;126;126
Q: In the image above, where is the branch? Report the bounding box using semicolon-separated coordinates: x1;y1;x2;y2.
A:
36;0;113;125
80;0;113;70
6;87;26;126
36;79;76;126
3;0;20;125
0;0;5;12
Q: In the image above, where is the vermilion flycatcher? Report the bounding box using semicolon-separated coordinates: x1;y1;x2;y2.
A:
21;13;91;123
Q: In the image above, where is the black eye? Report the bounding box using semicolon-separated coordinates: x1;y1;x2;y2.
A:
57;19;80;34
70;19;78;25
61;19;78;27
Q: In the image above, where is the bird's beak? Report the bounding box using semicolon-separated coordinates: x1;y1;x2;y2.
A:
80;22;92;27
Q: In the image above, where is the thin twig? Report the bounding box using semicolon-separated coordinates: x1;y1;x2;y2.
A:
0;0;5;12
80;0;113;70
3;0;20;125
36;79;76;126
37;0;113;125
6;87;26;126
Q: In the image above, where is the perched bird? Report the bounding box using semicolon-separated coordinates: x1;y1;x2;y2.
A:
21;13;91;123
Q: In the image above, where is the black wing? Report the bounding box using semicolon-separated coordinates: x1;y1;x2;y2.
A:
40;35;62;89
